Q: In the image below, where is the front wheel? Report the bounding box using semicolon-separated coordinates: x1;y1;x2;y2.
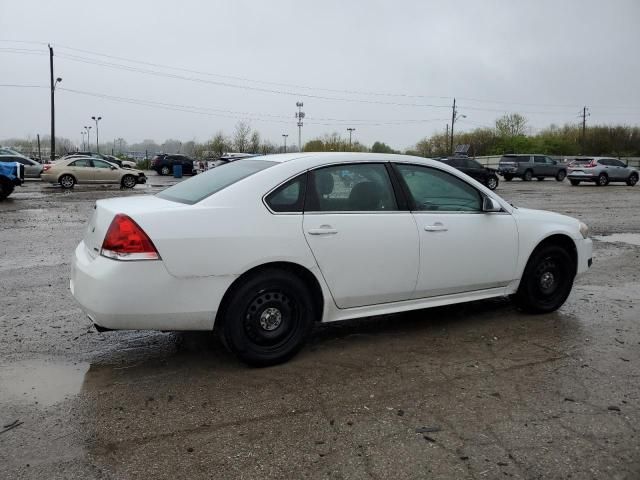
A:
514;245;575;313
570;179;581;186
59;174;76;189
121;174;137;189
222;269;315;366
486;175;499;190
627;173;638;186
504;174;513;181
523;170;533;181
556;170;567;181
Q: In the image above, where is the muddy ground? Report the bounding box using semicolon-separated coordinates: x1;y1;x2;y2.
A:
1;175;639;480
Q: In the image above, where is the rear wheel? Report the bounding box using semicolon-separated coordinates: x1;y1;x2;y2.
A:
160;166;170;175
597;173;609;186
486;175;499;190
504;174;513;181
222;269;315;366
523;170;533;181
121;174;137;189
570;179;581;186
556;170;567;181
627;173;638;186
514;245;575;313
59;174;75;189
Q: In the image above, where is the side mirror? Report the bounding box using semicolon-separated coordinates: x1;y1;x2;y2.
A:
483;196;502;212
110;165;117;170
553;160;558;165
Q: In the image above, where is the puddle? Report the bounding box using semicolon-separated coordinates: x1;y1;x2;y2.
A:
0;359;89;408
593;233;640;246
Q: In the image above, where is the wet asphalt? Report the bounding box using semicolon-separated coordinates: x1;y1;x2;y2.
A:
0;174;639;479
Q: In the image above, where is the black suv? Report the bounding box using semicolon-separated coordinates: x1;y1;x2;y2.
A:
440;157;499;190
151;154;195;175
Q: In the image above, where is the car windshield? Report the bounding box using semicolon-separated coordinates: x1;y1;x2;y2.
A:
157;159;276;204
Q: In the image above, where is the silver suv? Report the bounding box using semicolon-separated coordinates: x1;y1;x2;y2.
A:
567;157;638;186
497;154;567;182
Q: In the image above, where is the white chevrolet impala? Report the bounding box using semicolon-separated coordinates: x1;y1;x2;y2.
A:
71;153;592;365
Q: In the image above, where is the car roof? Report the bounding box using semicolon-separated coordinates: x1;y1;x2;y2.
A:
242;151;452;168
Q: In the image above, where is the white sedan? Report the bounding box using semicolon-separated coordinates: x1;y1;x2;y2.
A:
71;153;592;366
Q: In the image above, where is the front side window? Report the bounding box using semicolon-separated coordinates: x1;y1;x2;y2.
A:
305;163;397;212
70;159;91;167
534;156;545;164
157;159;276;204
395;164;482;212
93;160;112;169
265;174;306;213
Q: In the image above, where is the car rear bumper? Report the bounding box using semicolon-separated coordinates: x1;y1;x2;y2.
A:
70;241;233;331
567;173;597;180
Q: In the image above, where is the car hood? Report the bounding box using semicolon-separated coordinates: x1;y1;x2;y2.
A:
512;207;581;229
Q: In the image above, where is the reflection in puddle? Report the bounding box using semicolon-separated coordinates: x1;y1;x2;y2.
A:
0;359;89;408
594;233;640;246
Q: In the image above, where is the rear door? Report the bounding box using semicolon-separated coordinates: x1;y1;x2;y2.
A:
393;162;518;298
302;162;419;309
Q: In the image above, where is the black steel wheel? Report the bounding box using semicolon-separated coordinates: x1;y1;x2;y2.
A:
222;269;315;366
514;245;575;313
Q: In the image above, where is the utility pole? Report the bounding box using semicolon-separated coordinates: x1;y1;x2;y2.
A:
580;106;590;153
449;98;465;155
80;131;86;150
347;128;356;151
37;134;42;162
295;102;305;151
445;123;449;142
48;45;62;161
91;116;102;153
282;134;288;153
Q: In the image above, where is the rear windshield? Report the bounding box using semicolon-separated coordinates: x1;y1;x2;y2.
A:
500;155;528;163
157;160;276;204
572;159;593;164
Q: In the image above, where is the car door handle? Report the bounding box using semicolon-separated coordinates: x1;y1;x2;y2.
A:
308;227;338;235
424;224;448;232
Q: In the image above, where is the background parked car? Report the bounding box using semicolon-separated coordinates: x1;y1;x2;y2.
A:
41;157;146;189
64;152;136;169
151;154;195;175
567;157;638;186
0;155;43;178
440;156;499;190
498;154;567;182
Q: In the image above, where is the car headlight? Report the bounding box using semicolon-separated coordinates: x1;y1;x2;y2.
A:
579;222;589;239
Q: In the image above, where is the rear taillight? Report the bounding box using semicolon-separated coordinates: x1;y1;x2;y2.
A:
100;214;160;261
43;164;52;171
584;161;597;168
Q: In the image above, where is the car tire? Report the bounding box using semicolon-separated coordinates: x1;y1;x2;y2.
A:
486;175;499;190
627;173;638;186
556;170;567;181
121;174;137;189
523;170;533;181
536;177;545;181
222;269;315;366
504;174;513;181
0;179;14;200
59;174;76;189
160;166;170;175
570;180;581;186
597;173;609;186
514;244;575;314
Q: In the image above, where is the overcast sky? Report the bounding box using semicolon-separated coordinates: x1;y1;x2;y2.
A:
1;0;639;150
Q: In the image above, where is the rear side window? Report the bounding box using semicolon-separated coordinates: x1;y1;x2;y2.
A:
70;159;91;167
265;174;307;213
305;163;398;212
157;160;276;204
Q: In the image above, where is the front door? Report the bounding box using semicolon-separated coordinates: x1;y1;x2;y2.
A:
302;163;419;309
393;163;518;298
92;159;118;183
69;158;94;182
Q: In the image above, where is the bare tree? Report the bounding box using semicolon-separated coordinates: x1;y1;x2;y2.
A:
249;131;260;153
233;121;252;152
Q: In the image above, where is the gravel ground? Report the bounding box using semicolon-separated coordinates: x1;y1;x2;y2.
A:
0;174;639;479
